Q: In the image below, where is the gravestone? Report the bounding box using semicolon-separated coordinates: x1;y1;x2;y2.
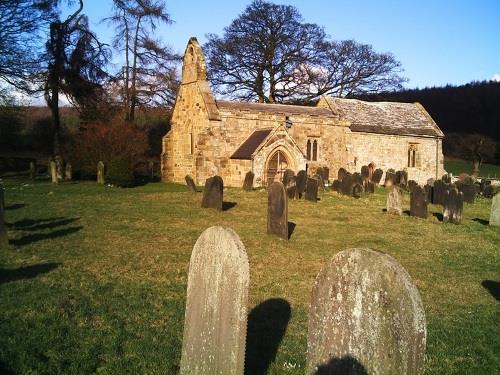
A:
307;248;426;375
456;181;476;204
97;161;105;184
410;185;428;219
331;179;341;193
432;180;446;205
408;180;418;192
368;162;376;179
286;176;297;199
364;181;375;194
243;171;254;191
400;169;409;189
384;170;396;187
442;174;452;184
426;178;435;187
267;181;288;240
387;186;402;215
424;184;433;203
337;168;348;182
315;173;325;191
305;178;319;202
315;167;324;182
180;226;249;374
352;172;363;186
483;184;496;199
489;193;500;226
185;175;197;193
201;176;224;211
50;160;58;183
352;183;363;199
340;173;354;196
371;168;383;185
443;188;464;224
65;163;72;181
282;169;295;187
395;170;402;185
55;157;64;180
296;170;307;198
323;167;330;182
361;165;370;182
0;186;7;248
29;161;36;180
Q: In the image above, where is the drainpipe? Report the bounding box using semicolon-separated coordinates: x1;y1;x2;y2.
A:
435;138;439;179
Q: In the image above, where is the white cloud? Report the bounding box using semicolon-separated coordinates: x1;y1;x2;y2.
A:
491;73;500;82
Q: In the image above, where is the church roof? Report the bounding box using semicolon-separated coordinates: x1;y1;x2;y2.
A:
230;129;273;160
217;100;336;117
330;98;444;138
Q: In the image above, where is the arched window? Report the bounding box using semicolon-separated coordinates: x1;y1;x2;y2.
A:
312;140;318;161
306;140;312;161
408;144;419;167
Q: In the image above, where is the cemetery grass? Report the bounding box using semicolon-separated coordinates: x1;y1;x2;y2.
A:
444;158;500;178
0;178;499;374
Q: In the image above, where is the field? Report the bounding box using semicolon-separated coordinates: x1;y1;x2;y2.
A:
444;159;500;178
0;178;499;374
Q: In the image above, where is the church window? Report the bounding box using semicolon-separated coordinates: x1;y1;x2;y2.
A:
306;140;312;160
408;143;419;167
306;138;319;161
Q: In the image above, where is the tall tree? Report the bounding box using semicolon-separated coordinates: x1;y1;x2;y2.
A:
105;0;179;121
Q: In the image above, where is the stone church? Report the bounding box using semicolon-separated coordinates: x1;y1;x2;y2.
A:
161;38;445;187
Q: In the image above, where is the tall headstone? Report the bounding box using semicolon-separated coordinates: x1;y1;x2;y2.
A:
361;165;370;182
29;161;36;180
489;193;500;226
296;170;307;199
267;181;288;240
368;162;376;180
201;176;224;211
0;186;8;248
185;175;197;193
243;171;254;191
352;183;363;199
443;188;464;224
180;226;249;374
305;178;319;202
337;168;348;182
50;160;58;184
307;248;426;375
65;163;72;181
387;186;402;215
97;161;105;184
410;185;428;219
285;176;297;199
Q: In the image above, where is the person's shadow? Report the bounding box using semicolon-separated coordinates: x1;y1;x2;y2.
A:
245;298;291;374
315;355;368;374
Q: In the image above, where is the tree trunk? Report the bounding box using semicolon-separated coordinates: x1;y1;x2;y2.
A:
129;17;142;122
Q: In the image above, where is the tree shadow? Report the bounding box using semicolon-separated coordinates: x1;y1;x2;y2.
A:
245;298;291;375
287;221;296;240
10;226;83;247
222;201;237;211
482;280;500;301
0;360;15;375
4;203;26;210
472;218;489;225
7;217;79;231
432;212;443;222
315;355;368;375
0;262;61;284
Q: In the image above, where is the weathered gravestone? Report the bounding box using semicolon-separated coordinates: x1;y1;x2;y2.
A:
65;163;72;181
282;169;295;187
408;180;418;192
352;183;363;199
97;161;105;184
0;186;7;248
456;181;477;204
315;167;324;181
352;172;363;186
331;179;341;193
400;169;409;189
185;175;197;193
424;184;433;203
340;174;354;196
29;161;36;180
432;180;446;205
364;181;375;194
410;185;428;219
483;184;497;199
368;162;376;179
242;171;254;191
286;176;296;199
305;178;319;202
315;173;325;191
384;169;396;187
55;157;64;180
50;160;58;183
323;167;330;182
361;165;370;182
337;168;348;182
371;168;383;185
201;176;224;211
387;186;402;215
180;226;249;374
443;188;464;224
296;170;307;198
267;181;288;240
307;248;426;375
489;193;500;226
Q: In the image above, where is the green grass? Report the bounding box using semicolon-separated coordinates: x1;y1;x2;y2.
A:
0;178;499;374
444;159;500;178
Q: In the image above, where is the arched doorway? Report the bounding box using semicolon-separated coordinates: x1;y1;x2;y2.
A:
266;149;291;186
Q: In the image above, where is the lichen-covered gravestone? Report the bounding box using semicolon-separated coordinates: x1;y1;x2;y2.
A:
185;175;197;193
180;226;249;374
267;181;288;240
97;161;105;184
489;193;500;226
443;188;464;224
243;171;254;191
387;186;402;215
371;168;383;185
307;248;426;375
410;185;428;219
0;186;8;248
50;160;58;183
305;178;319;202
201;176;224;211
296;170;307;198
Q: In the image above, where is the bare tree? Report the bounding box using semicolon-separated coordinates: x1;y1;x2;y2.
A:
105;0;180;121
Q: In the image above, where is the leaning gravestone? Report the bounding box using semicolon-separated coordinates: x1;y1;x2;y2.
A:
489;193;500;226
387;186;402;215
201;176;224;211
185;175;197;193
50;160;58;183
361;165;370;182
286;176;297;199
305;178;319;202
267;181;288;240
352;183;363;199
443;188;464;224
180;226;249;374
410;185;428;219
97;161;105;184
65;163;72;181
337;168;348;182
371;168;383;185
307;248;426;375
282;169;295;187
296;170;307;198
243;171;254;191
0;186;8;248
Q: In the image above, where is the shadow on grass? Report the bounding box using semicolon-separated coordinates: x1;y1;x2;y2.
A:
0;360;15;375
4;203;26;210
7;217;79;231
314;355;368;375
222;201;237;211
10;226;83;247
482;280;500;301
432;212;443;221
472;218;489;225
0;262;60;284
245;298;291;375
288;221;296;240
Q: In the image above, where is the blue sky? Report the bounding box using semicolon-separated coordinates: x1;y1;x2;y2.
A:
74;0;500;89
